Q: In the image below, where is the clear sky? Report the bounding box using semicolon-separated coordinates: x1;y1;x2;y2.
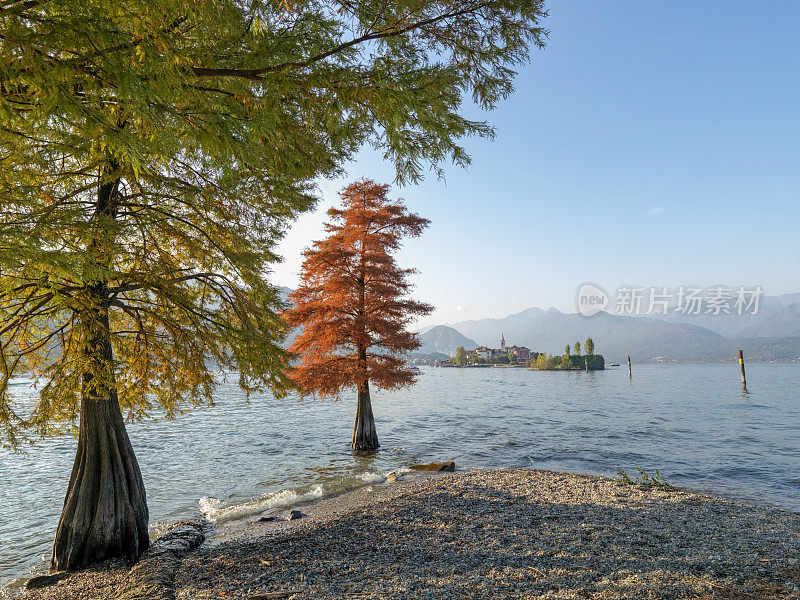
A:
273;1;800;329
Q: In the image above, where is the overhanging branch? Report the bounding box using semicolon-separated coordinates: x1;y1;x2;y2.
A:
190;1;489;81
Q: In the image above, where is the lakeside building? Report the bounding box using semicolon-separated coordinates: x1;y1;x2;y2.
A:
474;346;492;359
507;345;531;363
468;335;532;365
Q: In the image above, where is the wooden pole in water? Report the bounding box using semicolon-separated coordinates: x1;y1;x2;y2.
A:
627;355;632;379
738;349;747;389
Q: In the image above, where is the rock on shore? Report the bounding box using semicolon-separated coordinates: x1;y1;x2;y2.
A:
12;469;800;599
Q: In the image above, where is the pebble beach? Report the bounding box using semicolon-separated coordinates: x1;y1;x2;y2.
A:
11;469;800;600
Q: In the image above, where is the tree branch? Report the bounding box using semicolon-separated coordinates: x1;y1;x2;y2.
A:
108;272;229;296
191;2;489;80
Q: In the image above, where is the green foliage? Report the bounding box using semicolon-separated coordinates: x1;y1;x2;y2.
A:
565;345;570;357
616;468;634;485
454;346;467;365
616;467;674;489
529;353;604;371
535;354;567;370
0;0;548;448
574;341;581;355
568;354;604;370
585;338;595;355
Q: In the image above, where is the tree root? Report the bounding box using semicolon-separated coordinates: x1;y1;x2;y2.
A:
112;520;206;600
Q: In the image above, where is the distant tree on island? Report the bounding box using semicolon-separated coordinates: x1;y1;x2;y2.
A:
455;346;467;365
565;345;571;357
574;341;581;355
586;338;596;355
285;180;432;451
528;345;604;371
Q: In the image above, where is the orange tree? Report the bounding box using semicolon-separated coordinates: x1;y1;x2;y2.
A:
285;180;432;450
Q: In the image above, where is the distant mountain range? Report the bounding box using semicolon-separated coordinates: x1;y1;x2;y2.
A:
733;303;800;338
281;285;800;363
646;293;800;338
416;325;478;356
419;295;800;363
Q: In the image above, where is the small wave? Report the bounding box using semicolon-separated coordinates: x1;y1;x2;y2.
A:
199;485;326;522
199;471;389;523
358;472;388;484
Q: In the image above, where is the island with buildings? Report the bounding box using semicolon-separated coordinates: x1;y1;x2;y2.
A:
435;335;605;370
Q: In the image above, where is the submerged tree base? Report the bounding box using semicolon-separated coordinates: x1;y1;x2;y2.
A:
351;439;380;452
351;382;379;452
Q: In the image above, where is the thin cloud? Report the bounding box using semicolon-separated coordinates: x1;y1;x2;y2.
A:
647;207;665;217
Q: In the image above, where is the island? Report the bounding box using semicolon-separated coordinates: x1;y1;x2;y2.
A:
439;336;605;370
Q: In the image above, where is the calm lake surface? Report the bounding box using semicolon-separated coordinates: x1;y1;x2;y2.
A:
2;363;799;585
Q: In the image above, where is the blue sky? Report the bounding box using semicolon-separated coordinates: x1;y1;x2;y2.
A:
274;1;800;328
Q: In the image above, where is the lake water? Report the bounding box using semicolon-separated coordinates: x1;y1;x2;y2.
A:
1;363;799;586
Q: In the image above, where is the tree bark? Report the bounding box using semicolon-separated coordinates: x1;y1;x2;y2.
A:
52;161;149;571
51;290;149;571
351;379;379;451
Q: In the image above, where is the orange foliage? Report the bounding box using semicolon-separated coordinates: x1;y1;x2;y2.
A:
285;179;433;397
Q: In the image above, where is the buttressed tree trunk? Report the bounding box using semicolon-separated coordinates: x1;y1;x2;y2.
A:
52;166;148;571
52;291;149;570
351;379;379;451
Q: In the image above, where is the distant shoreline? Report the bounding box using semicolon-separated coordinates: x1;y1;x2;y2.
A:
424;360;800;366
439;363;528;368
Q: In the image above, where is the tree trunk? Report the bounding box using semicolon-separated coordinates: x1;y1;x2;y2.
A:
52;292;149;570
351;379;379;451
52;162;149;571
350;245;378;451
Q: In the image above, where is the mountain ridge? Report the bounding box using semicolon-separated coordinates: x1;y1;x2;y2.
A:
425;300;800;363
415;325;478;356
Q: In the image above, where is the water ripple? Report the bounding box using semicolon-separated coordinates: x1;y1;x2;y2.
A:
1;363;799;586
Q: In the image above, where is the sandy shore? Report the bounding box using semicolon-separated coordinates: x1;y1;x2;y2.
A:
11;469;800;599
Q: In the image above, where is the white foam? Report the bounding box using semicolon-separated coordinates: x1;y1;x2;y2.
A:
360;471;388;484
199;484;325;523
198;471;390;523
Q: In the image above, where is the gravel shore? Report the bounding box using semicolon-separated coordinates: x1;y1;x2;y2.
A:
11;469;800;599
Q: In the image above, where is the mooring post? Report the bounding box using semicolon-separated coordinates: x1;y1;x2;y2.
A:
738;349;747;389
584;356;589;372
627;355;632;379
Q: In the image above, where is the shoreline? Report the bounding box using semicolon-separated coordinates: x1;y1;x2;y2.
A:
10;468;800;599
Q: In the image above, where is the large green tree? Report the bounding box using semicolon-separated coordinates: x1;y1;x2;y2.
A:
0;0;547;570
